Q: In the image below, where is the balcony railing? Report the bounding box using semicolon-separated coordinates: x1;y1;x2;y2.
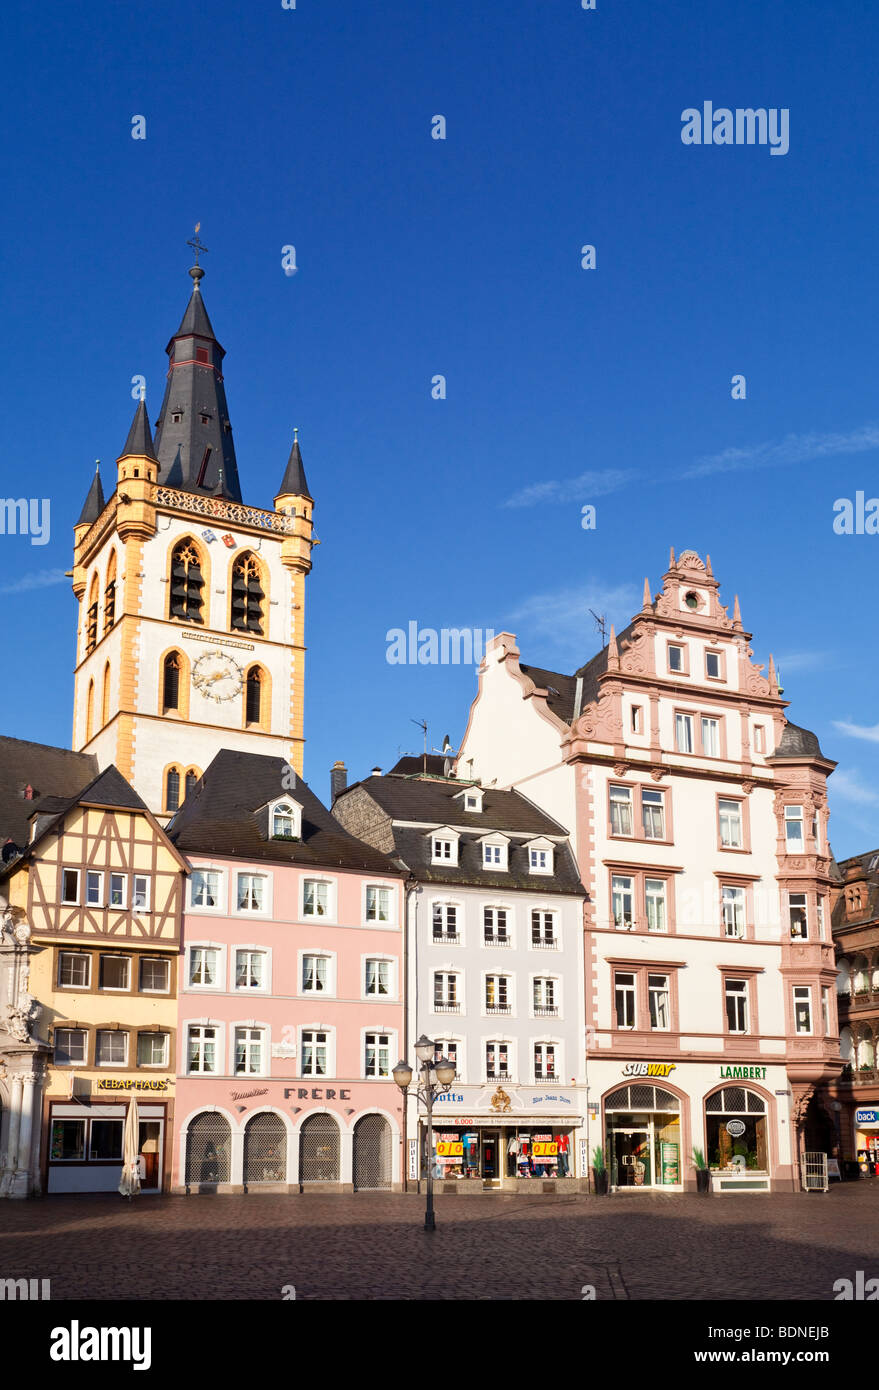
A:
432;932;460;944
486;1004;512;1014
433;1001;461;1013
533;1005;558;1017
531;938;558;950
484;935;511;947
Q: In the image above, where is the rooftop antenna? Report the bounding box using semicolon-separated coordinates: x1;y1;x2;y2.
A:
589;608;608;647
410;717;428;776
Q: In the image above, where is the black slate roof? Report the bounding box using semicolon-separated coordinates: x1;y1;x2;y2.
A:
390;825;584;895
76;466;106;526
0;737;97;849
353;773;571;837
168;749;405;874
277;438;312;501
0;762;149;878
121;399;158;460
388;754;449;777
773;720;827;760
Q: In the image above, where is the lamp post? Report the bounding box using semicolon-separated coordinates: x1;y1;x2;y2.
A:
393;1034;456;1232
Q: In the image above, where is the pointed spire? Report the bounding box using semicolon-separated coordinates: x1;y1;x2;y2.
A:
733;594;742;629
607;624;619;670
768;653;778;693
277;429;312;501
669;545;676;568
120;399;157;460
642;577;652;610
77;462;105;525
705;553;713;577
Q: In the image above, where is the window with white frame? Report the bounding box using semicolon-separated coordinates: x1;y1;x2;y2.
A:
235;949;267;990
610;785;633;836
675;712;694;754
132;874;150;911
187;1024;219;1073
631;704;644;734
645;878;667;933
482;842;507;868
721;885;746;938
793;986;813;1034
705;650;722;679
648;973;670;1030
784;805;804;851
188;947;220;988
302;955;330;993
137;1032;169;1067
789;894;808;940
432;836;456;865
139;957;170;993
54;1027;87;1065
485;1041;510;1079
301;1030;328;1076
816;896;826;939
190;869;221;908
58;952;90;988
615;972;636;1029
96;1030;127;1066
531;909;556;945
811;809;821;851
821;986;831;1034
701;716;721;758
725;979;749;1033
271;800;299;838
464;791;482;812
668;644;684;673
365;1032;391;1077
533;977;557;1014
534;1042;556;1080
365;958;391;996
718;798;743;848
642;788;666;839
237;873;267;913
484;907;509;944
86;871;103;907
234;1026;265;1075
108;873;126;908
366;885;393;922
434;1039;458;1072
612;875;634;929
434;972;460;1011
61;868;80;904
528;846;552;873
753;724;766;753
432;903;459;941
303;879;330;917
485;974;509;1011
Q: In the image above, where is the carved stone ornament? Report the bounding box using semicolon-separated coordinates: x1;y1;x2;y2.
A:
3;994;41;1044
649;767;665;782
613;763;629;778
13;922;31;946
741;780;754;795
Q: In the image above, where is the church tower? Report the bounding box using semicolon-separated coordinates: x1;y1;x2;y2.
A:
71;252;314;817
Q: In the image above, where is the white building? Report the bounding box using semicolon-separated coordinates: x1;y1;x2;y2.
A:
455;550;842;1191
333;757;590;1190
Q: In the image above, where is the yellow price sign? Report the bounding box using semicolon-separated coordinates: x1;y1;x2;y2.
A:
436;1141;463;1157
532;1141;558;1157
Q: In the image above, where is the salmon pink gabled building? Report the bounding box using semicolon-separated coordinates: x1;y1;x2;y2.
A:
167;750;407;1193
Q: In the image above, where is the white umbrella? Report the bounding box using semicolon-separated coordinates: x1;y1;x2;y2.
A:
118;1097;141;1199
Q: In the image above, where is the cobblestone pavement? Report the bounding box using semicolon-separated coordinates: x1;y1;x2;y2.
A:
3;1184;878;1300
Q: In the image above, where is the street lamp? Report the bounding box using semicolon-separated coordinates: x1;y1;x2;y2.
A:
393;1033;457;1231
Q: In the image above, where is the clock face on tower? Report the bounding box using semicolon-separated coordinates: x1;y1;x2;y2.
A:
192;650;245;703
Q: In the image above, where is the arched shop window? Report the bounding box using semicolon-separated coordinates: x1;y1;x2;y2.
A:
604;1085;682;1189
705;1087;768;1172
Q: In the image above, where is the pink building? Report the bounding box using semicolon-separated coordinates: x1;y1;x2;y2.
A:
168;751;407;1192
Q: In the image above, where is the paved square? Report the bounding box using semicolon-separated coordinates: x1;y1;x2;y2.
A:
2;1184;877;1300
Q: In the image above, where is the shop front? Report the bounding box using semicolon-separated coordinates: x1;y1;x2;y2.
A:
45;1078;173;1194
854;1107;879;1177
420;1084;585;1191
605;1077;683;1190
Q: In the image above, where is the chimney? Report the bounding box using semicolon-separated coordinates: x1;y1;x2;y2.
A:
371;766;382;778
23;784;34;801
330;760;347;803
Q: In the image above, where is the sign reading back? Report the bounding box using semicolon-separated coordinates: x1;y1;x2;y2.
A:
856;1108;879;1126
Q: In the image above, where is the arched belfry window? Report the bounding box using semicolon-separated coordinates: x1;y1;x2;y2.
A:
163;653;182;713
166;767;181;814
170;540;205;624
86;574;99;654
245;667;263;726
101;662;111;727
231;552;264;635
185;768;199;797
103;552;117;634
85;679;95;742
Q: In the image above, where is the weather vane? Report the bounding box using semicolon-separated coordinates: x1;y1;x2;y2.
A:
187;223;208;266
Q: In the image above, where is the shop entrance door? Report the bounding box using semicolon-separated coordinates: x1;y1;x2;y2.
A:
612;1128;651;1187
482;1129;500;1186
138;1121;162;1191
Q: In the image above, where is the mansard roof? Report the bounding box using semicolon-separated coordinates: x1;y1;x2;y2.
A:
773;719;827;760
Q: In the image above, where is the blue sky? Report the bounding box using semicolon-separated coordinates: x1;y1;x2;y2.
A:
2;0;878;856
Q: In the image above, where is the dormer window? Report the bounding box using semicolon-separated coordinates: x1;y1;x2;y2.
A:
270;799;301;840
526;839;554;875
463;790;483;813
481;834;509;871
431;829;459;866
171;412;183;424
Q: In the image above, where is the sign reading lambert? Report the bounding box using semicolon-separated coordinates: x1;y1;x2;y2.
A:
720;1065;766;1081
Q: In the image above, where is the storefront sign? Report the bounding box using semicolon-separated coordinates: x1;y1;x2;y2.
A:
726;1120;747;1138
856;1108;879;1126
408;1138;418;1180
96;1079;169;1092
661;1141;680;1185
621;1062;677;1078
532;1141;558;1157
436;1140;463;1157
282;1087;351;1100
231;1088;268;1101
720;1065;766;1080
528;1093;573;1105
434;1092;464;1103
